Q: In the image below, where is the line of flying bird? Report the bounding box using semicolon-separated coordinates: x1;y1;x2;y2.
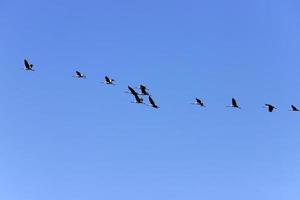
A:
23;59;299;112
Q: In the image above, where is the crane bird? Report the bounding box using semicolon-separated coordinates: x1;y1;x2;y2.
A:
228;98;241;109
24;59;34;71
102;76;115;85
289;105;299;112
126;86;138;95
131;93;144;104
192;98;205;107
137;84;150;95
148;96;159;109
73;71;86;79
265;104;276;112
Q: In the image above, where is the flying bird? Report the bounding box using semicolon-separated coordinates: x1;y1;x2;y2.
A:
265;104;276;112
148;96;159;109
228;98;241;109
102;76;115;85
192;98;205;107
289;105;299;112
73;71;86;79
138;84;150;95
24;59;34;71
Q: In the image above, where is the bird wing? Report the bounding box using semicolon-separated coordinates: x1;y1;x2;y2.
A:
140;85;148;95
149;96;156;106
141;87;147;94
292;105;298;111
133;93;140;102
266;104;274;112
105;76;110;82
128;86;137;95
76;71;81;76
24;59;29;68
232;98;238;107
140;85;146;90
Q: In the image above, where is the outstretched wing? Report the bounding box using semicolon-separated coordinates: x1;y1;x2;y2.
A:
133;93;141;102
232;98;238;107
128;86;137;95
24;59;30;68
76;71;81;76
140;85;149;95
149;96;156;106
292;105;298;111
140;85;146;90
265;104;275;112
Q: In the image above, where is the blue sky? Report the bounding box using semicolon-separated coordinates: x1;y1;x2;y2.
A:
1;0;300;199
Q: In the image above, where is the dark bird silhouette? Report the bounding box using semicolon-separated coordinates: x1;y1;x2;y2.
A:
148;96;159;109
73;71;86;78
102;76;115;85
24;59;34;71
265;104;276;112
132;93;144;104
228;98;241;109
289;105;299;112
192;98;205;107
138;84;150;95
127;86;138;95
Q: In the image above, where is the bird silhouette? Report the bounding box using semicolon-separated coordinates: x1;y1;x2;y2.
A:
289;105;299;112
265;104;276;112
228;98;241;109
137;84;150;95
102;76;115;85
24;59;34;71
192;98;205;107
73;71;86;79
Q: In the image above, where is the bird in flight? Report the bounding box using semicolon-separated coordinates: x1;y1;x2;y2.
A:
103;76;115;85
228;98;241;109
74;71;86;79
148;96;159;109
24;59;34;71
265;104;276;112
289;105;299;112
138;84;150;96
192;98;205;107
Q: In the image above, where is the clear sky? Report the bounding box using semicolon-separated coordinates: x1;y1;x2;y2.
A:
1;0;300;199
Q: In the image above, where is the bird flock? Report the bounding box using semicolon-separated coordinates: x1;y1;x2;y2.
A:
23;59;299;112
